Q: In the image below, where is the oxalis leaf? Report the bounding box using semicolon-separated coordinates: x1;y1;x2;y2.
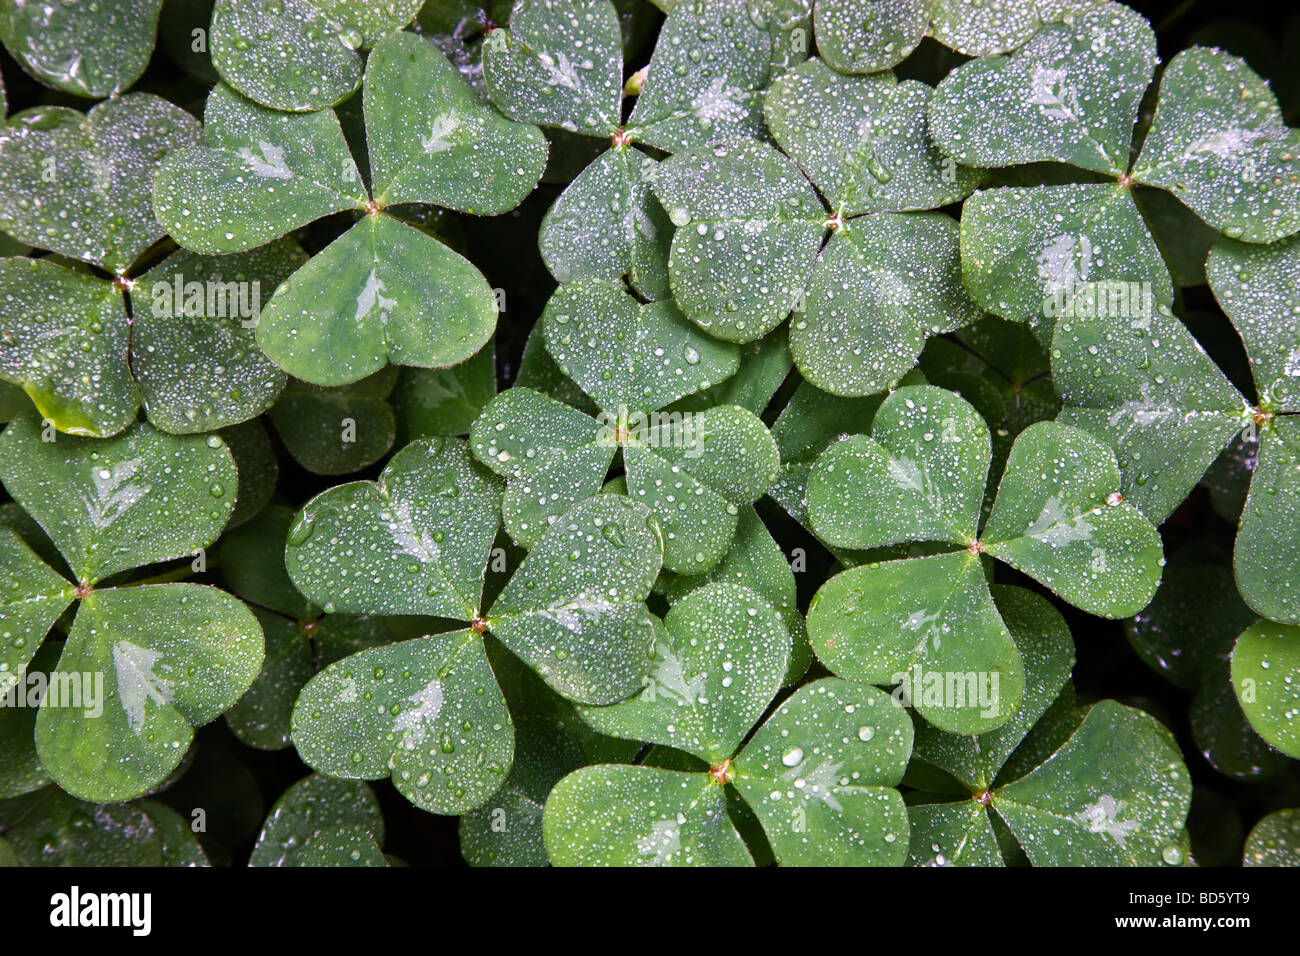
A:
1205;235;1300;622
0;416;262;801
650;67;979;391
209;0;425;112
908;588;1193;866
482;0;775;289
806;385;1163;733
249;773;385;866
288;470;663;814
1052;302;1250;524
1231;621;1300;760
0;0;164;98
0;95;200;274
545;584;913;866
813;0;1105;74
470;365;778;574
153;34;547;386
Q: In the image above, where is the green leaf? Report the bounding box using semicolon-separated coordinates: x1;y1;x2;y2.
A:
667;326;792;416
577;583;789;762
470;387;614;548
153;84;368;255
0;96;200;273
1206;233;1300;414
293;824;387;866
268;368;398;475
654;138;824;343
133;240;308;433
488;495;663;704
0;417;238;585
626;0;772;153
36;583;263;802
0;641;60;798
541;278;739;413
208;0;421;112
0;0;163;98
766;60;980;214
220;419;280;529
928;3;1156;175
960;183;1173;349
1231;621;1300;759
911;585;1076;794
249;772;384;866
906;801;1004;866
0;528;73;690
224;609;315;750
458;714;586;866
982;421;1165;618
813;0;929;73
657;506;807;684
365;31;548;212
257;214;498;386
286;438;502;619
732;678;912;865
138;799;211;866
0;789;164;865
1233;417;1300;623
792;213;981;396
995;700;1193;865
1132;48;1300;244
1052;304;1249;524
0;258;136;438
808;385;990;549
624;405;779;574
482;0;624;136
1243;809;1300;867
806;551;1024;733
538;148;673;299
767;380;889;525
929;0;1104;57
1190;664;1286;781
395;343;497;444
292;629;514;814
543;763;752;866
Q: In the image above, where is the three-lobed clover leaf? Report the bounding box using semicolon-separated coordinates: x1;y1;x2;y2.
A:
907;584;1194;866
649;56;981;395
284;438;664;814
0;95;315;437
153;32;547;386
1054;231;1300;622
471;278;780;574
484;0;784;294
0;416;263;801
544;582;914;866
805;385;1164;733
931;3;1300;346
